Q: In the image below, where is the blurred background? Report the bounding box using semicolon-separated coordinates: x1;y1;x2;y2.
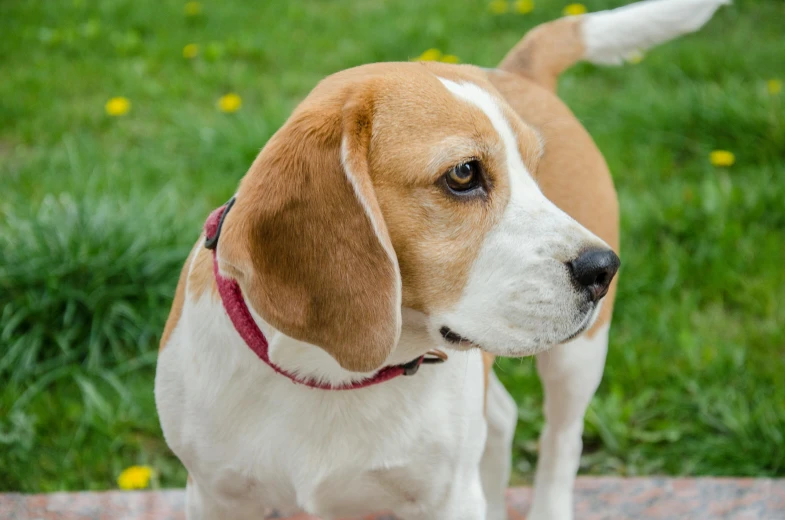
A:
1;0;783;492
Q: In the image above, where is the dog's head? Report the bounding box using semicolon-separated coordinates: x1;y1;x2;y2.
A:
218;62;619;372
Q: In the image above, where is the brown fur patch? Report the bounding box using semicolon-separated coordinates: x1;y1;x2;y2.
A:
188;241;218;302
159;242;197;351
216;72;400;373
498;17;586;92
482;352;496;414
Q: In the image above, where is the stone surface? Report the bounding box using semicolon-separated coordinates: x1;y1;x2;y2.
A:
2;478;784;520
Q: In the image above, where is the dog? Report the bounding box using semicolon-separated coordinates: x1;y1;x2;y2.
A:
155;1;727;518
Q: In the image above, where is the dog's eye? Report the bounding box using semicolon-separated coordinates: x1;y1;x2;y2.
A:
444;161;482;193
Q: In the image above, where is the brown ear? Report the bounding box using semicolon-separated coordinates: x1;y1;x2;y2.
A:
218;82;402;373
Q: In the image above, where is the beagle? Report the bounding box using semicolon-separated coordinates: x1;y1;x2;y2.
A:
155;1;727;518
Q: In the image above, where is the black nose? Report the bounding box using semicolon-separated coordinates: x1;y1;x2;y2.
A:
568;249;620;303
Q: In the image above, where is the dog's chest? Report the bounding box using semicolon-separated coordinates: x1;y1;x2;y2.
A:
155;305;487;516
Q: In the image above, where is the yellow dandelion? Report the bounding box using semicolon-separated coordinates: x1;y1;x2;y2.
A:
117;465;153;490
488;0;509;15
217;93;242;113
415;48;442;62
183;43;199;59
514;0;534;14
441;54;460;64
709;150;735;167
767;79;782;95
626;50;644;64
184;1;202;16
105;97;131;117
563;3;587;16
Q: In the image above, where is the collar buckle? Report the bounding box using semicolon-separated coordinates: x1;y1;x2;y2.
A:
401;350;447;376
401;357;422;376
422;349;448;364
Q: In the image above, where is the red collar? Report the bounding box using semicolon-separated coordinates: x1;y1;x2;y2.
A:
203;199;445;390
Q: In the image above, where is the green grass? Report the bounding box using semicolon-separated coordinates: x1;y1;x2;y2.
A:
1;0;783;492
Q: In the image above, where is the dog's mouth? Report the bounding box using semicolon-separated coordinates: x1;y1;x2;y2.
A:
439;326;480;349
441;303;597;351
558;303;596;344
558;323;589;344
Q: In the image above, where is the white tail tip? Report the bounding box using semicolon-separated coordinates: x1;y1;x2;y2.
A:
582;0;730;65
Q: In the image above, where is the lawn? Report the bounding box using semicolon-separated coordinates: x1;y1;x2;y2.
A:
1;0;783;492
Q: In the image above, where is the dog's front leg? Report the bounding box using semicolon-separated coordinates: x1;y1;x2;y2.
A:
480;371;517;520
528;324;610;520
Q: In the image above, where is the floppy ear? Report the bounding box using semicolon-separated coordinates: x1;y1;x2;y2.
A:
218;83;402;373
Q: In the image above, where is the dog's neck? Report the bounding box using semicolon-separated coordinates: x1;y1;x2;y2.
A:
245;304;440;388
184;237;442;388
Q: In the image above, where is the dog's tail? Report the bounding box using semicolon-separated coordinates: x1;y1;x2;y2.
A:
499;0;729;91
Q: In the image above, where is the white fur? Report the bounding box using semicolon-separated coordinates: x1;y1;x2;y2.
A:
432;79;608;357
481;371;518;520
156;290;491;519
582;0;730;65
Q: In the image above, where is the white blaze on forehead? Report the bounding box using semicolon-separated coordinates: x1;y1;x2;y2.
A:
437;77;541;196
430;78;606;356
